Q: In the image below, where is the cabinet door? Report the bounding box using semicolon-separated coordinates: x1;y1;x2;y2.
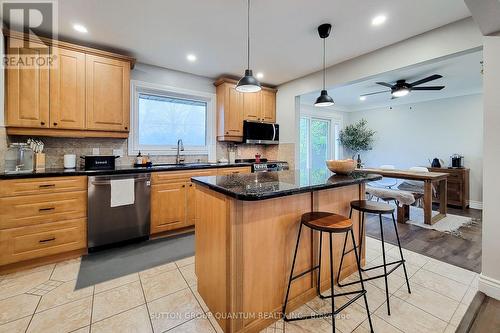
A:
6;40;49;128
225;84;244;136
261;90;276;123
186;182;196;226
86;55;130;131
50;47;85;129
243;92;261;121
150;182;187;234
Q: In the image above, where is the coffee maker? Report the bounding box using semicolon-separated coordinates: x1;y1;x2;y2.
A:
450;154;464;168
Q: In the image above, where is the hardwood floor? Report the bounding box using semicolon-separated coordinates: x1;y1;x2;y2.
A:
457;292;500;333
365;204;482;272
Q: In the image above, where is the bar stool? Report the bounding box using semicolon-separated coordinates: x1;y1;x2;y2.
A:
282;211;374;333
337;200;411;315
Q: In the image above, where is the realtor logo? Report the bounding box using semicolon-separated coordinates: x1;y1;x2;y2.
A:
1;0;58;68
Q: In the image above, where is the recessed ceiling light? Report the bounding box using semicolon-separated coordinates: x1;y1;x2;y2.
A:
256;72;264;79
73;24;88;33
372;15;387;26
359;96;367;101
186;54;197;62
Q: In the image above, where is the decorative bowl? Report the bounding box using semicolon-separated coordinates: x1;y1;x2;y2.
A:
326;159;356;175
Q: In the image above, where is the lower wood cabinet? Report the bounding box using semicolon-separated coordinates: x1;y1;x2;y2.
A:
430;167;470;209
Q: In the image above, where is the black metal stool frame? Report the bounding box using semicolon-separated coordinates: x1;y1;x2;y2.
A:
336;207;411;315
282;222;374;333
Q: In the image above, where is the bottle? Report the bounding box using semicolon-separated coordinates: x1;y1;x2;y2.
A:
135;151;143;165
357;154;362;169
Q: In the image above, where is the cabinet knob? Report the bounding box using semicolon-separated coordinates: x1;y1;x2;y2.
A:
182;185;185;188
40;121;45;126
53;122;58;126
226;131;229;134
189;184;193;187
124;126;128;130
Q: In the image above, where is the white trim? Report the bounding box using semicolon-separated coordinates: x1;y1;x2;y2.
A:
469;200;483;210
478;273;500;301
128;80;216;160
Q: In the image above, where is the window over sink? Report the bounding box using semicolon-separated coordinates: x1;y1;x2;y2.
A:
129;81;216;158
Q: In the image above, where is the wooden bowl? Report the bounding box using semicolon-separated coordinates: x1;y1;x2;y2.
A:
326;159;356;175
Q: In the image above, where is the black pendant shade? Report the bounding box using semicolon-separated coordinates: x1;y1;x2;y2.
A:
315;90;334;107
236;0;261;93
236;69;261;93
314;23;334;107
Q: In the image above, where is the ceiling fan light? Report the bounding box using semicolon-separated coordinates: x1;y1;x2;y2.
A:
236;69;261;93
315;90;334;107
392;87;410;97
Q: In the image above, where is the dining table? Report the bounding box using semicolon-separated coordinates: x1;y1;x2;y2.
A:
359;167;449;225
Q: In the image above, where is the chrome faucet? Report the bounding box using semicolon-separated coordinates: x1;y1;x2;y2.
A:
176;139;185;164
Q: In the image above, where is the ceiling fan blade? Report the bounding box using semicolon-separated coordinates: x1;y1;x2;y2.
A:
376;82;394;88
411;86;445;91
409;74;443;87
360;90;389;97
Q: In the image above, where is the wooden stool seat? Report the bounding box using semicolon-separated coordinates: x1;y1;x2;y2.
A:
350;200;395;214
301;212;352;233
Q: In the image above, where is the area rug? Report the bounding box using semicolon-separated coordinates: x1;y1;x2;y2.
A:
396;205;475;236
75;232;194;289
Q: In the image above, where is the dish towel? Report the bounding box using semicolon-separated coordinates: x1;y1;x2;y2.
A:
110;178;135;207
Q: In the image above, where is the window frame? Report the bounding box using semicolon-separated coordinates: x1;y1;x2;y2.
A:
128;80;216;158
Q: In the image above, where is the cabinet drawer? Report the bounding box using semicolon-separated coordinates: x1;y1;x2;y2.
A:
152;169;218;185
0;191;87;229
0;176;87;197
0;218;86;266
217;167;251;175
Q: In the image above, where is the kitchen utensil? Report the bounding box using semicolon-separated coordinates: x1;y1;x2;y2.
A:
451;154;464;168
430;158;443;168
326;159;356;175
64;154;77;169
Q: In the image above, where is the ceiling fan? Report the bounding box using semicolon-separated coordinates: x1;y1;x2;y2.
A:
360;74;445;99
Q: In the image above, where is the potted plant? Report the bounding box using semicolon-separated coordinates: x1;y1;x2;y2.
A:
338;119;375;167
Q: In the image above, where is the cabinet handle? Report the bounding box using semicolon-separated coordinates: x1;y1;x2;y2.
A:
189;184;193;187
182;185;185;188
125;126;128;130
39;207;55;212
40;121;45;126
39;237;56;243
39;184;55;188
53;122;58;126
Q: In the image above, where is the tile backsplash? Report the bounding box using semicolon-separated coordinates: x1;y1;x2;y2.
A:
1;132;295;170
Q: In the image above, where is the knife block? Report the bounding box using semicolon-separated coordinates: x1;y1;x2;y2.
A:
34;153;46;171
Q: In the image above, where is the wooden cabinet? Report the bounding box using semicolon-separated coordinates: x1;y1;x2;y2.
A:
217;166;252;175
4;30;135;138
430;167;470;209
86;55;130;132
0;176;87;269
6;40;50;128
50;47;86;129
214;77;277;142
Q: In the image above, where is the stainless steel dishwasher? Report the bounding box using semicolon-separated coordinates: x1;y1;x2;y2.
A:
87;173;151;251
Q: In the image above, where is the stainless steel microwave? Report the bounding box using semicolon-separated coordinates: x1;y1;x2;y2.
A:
243;121;279;145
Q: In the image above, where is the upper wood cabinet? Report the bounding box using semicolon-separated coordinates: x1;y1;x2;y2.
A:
50;47;86;130
86;55;130;132
6;40;50;128
214;77;277;142
4;30;135;138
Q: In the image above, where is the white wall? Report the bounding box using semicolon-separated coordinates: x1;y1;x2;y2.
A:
131;63;215;94
276;18;483;165
479;35;500;300
347;94;483;204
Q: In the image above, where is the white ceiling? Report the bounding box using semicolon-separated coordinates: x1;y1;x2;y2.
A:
33;0;471;85
300;50;483;111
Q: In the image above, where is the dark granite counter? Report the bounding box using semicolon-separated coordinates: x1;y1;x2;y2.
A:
0;162;252;179
192;169;382;201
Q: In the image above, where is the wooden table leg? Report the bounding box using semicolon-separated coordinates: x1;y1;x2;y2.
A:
439;179;448;215
397;204;410;224
423;181;433;225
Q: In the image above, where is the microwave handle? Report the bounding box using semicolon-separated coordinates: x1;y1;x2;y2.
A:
272;124;276;141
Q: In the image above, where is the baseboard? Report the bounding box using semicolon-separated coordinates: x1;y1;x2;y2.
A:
468;200;483;210
478;273;500;300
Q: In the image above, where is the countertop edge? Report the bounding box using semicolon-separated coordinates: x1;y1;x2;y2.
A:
192;173;383;201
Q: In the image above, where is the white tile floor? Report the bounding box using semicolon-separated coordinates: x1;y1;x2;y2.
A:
0;237;476;333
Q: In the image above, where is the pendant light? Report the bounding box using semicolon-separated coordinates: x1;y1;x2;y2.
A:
314;23;334;107
236;0;261;93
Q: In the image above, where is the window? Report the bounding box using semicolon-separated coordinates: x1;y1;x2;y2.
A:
298;110;342;184
129;81;216;157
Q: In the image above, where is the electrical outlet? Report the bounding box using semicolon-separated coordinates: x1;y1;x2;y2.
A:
113;149;123;157
92;148;100;155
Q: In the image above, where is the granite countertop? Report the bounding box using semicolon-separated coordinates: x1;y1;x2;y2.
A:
0;162;252;179
192;169;382;201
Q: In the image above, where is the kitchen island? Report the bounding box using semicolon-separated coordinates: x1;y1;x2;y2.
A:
192;169;381;333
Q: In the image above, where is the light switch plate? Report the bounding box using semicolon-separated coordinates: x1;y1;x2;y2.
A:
113;149;123;157
92;148;100;155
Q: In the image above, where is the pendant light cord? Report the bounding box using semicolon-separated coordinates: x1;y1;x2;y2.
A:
247;0;250;70
323;38;326;89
